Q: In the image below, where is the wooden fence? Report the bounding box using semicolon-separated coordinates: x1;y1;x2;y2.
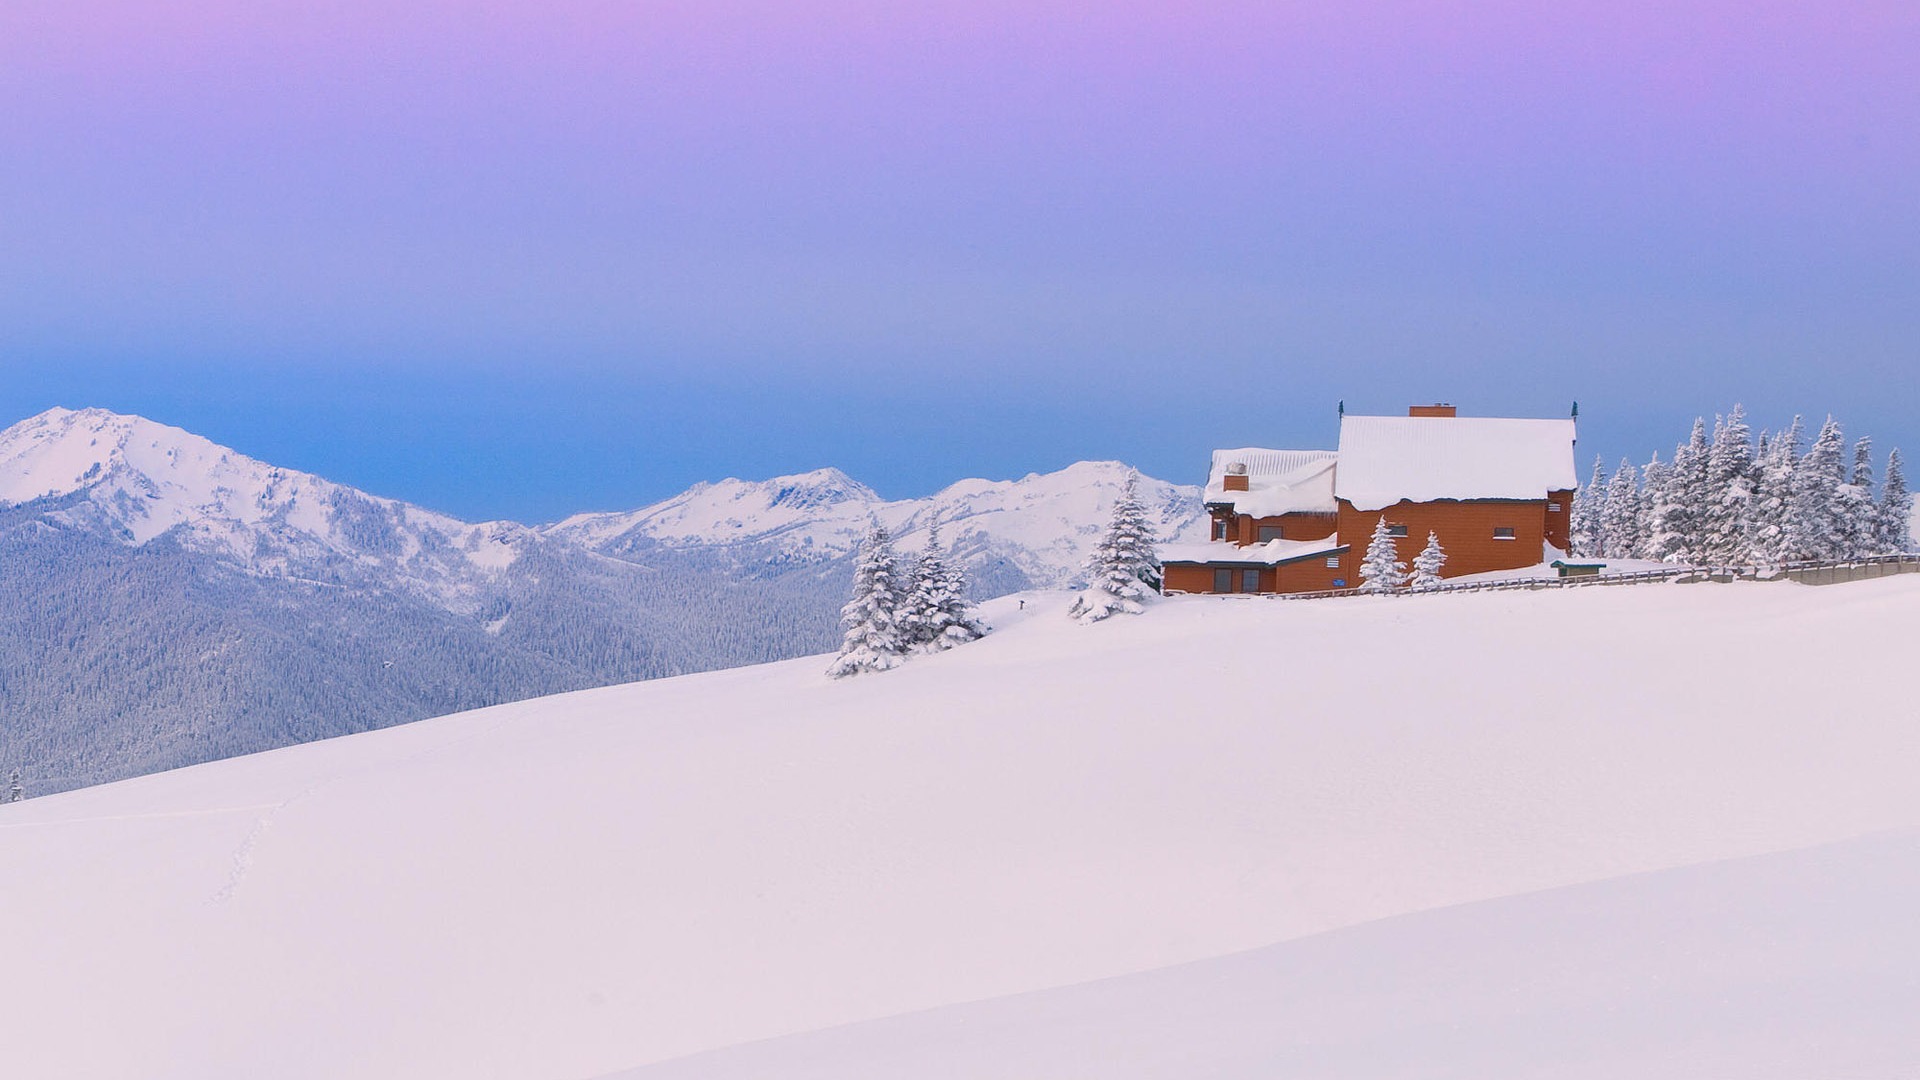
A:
1251;553;1920;601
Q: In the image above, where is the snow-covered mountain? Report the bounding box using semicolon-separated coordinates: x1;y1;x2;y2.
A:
0;407;1206;794
548;460;1206;587
0;407;526;611
4;579;1919;1079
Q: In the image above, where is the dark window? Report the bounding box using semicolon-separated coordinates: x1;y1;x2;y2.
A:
1256;525;1284;542
1386;523;1409;538
1494;526;1517;540
1212;519;1229;540
1213;568;1232;593
1240;569;1261;593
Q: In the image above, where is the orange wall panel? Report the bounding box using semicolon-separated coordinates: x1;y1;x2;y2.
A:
1335;498;1549;579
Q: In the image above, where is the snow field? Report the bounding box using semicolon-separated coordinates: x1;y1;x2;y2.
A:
3;577;1920;1078
612;829;1920;1080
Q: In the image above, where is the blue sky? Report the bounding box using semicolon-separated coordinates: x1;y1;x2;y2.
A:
3;1;1916;522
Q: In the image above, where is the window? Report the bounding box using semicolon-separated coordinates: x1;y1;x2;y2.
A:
1213;568;1232;593
1548;502;1562;512
1386;523;1409;538
1212;519;1229;541
1493;526;1517;540
1326;555;1341;568
1256;525;1284;543
1240;569;1261;593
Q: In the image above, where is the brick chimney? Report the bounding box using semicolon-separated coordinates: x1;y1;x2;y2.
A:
1409;403;1457;418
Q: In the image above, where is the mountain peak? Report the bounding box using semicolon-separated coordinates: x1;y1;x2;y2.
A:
0;406;526;598
0;407;224;511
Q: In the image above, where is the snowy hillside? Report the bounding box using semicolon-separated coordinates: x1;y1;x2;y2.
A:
4;577;1919;1079
0;407;525;608
547;460;1207;587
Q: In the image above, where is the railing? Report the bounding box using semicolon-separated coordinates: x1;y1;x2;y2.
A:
1253;553;1920;601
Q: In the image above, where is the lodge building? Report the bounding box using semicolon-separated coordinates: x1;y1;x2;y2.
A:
1161;405;1578;594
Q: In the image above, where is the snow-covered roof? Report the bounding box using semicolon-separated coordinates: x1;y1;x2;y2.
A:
1203;448;1339;517
1333;416;1577;512
1159;537;1347;566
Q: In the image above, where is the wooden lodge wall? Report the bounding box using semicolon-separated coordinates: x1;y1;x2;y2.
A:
1334;490;1573;580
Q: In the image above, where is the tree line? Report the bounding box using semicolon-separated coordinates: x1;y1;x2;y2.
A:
1570;407;1912;565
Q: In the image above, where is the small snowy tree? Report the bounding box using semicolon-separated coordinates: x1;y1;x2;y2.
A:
1836;436;1877;559
1409;531;1447;588
1570;457;1607;557
900;517;986;651
1637;452;1674;561
1650;418;1711;563
1784;416;1846;562
1357;515;1408;593
1601;457;1642;560
1746;416;1802;565
6;769;21;803
827;524;911;677
1881;448;1913;553
1701;405;1754;565
1070;472;1162;623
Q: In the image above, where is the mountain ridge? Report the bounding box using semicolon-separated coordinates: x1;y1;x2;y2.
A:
2;406;1206;587
0;406;1204;794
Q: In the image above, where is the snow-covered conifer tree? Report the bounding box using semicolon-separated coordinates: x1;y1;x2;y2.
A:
1601;457;1642;560
827;524;910;677
1570;456;1607;557
1746;415;1802;566
901;517;986;650
1881;448;1913;553
1357;515;1408;593
1654;417;1710;563
1635;453;1671;560
1784;416;1846;562
1409;530;1447;588
1836;436;1878;559
1069;472;1162;623
1702;405;1754;564
895;550;933;647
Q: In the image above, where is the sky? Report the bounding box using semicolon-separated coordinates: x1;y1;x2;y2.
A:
3;0;1917;522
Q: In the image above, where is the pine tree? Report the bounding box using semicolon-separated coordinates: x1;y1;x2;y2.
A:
1635;453;1671;560
827;524;911;677
1069;472;1163;623
1654;417;1711;563
1701;405;1754;565
1409;530;1447;588
1836;436;1877;559
1747;415;1803;566
1357;515;1408;593
1784;416;1846;562
1882;448;1913;553
901;517;986;651
895;551;934;648
6;769;21;803
1571;456;1607;557
1601;457;1642;560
